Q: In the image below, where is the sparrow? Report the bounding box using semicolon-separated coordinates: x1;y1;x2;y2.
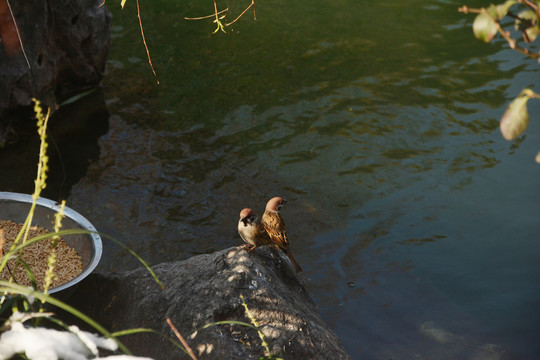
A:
261;197;303;273
238;208;271;251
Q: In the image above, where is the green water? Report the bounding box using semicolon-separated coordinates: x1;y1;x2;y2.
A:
63;0;540;358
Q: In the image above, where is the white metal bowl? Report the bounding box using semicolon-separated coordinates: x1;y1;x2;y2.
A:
0;192;102;294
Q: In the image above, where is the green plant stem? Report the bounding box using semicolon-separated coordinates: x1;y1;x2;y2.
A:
0;101;50;278
240;295;271;357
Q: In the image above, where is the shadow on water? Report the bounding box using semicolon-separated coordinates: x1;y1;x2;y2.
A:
0;88;109;200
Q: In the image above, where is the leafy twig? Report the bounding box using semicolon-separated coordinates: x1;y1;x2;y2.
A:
458;4;540;58
185;0;257;33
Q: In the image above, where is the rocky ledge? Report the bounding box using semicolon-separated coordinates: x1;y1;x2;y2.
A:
68;246;351;360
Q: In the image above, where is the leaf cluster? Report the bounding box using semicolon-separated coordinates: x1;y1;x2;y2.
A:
460;1;540;162
461;0;540;47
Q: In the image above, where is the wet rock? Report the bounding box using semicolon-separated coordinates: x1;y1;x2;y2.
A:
0;0;111;116
68;246;351;360
0;88;109;198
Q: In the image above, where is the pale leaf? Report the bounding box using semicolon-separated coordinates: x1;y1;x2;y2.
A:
500;95;530;140
473;12;498;43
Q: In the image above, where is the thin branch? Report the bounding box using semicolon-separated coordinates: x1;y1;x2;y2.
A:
136;0;159;84
185;8;228;21
210;0;226;33
185;0;256;31
506;10;536;42
213;0;220;23
506;11;534;27
494;18;540;58
225;0;255;26
458;6;481;14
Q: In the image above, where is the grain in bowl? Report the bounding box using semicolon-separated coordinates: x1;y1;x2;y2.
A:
0;219;83;291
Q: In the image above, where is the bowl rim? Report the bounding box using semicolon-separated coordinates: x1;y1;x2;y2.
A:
0;191;103;294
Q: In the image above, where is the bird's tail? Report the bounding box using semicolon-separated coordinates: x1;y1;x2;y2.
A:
286;248;303;273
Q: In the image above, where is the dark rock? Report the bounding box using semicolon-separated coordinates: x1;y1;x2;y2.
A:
0;0;111;115
68;246;352;360
0;88;109;199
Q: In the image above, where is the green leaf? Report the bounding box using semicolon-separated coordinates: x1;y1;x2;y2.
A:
473;12;498;42
500;95;530;140
492;0;516;20
515;9;535;23
525;25;540;42
58;89;96;107
514;9;539;42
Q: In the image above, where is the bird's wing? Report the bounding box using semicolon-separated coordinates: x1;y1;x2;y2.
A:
262;212;289;249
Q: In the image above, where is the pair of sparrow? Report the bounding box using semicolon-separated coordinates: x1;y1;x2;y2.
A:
237;197;302;273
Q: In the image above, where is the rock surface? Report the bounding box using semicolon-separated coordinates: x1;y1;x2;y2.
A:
68;246;352;360
0;0;111;115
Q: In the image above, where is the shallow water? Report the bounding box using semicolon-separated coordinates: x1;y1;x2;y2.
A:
3;0;540;358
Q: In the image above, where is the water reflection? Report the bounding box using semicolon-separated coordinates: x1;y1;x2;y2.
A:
0;89;108;200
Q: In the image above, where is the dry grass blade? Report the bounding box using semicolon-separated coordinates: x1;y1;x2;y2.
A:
136;0;159;84
4;0;29;66
166;318;198;360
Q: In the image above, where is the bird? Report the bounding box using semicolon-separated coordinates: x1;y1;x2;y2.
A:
261;197;303;273
237;208;271;251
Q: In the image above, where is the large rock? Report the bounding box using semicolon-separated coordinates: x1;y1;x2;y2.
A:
68;246;352;360
0;0;111;115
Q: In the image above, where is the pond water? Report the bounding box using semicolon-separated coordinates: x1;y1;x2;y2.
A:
3;0;540;358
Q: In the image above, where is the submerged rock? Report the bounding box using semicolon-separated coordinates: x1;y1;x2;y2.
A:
68;246;351;360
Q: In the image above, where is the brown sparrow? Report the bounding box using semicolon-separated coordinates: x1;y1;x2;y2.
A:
261;197;303;273
238;208;271;251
